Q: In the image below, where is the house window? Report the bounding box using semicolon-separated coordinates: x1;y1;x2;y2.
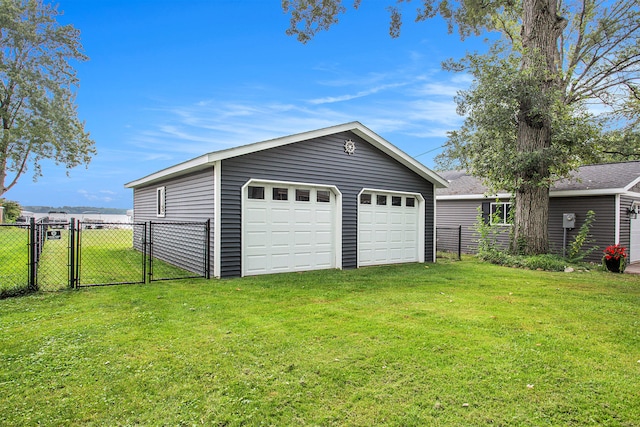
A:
156;186;166;217
296;189;310;201
406;197;415;207
248;186;265;200
317;190;330;203
377;195;387;206
392;196;402;206
273;187;288;201
360;193;371;204
491;202;512;225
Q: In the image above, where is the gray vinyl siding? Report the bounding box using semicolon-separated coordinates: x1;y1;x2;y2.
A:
436;199;510;253
132;168;215;273
220;130;435;278
548;196;614;262
437;195;617;263
133;168;215;222
619;194;640;253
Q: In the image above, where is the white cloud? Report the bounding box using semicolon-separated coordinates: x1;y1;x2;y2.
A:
123;58;471;168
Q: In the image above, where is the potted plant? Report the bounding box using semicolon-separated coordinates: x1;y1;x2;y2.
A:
603;244;627;273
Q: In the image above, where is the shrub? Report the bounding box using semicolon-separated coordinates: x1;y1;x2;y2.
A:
567;210;597;262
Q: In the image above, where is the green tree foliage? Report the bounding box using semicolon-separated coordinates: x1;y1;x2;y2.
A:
0;0;96;198
0;197;21;221
283;0;640;255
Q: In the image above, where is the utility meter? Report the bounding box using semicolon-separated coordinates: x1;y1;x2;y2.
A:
563;213;576;229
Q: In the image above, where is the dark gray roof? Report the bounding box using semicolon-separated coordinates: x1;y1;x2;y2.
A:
437;161;640;197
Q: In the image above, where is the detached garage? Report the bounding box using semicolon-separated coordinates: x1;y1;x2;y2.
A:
125;122;448;278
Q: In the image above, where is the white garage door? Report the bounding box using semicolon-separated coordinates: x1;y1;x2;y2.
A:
630;216;640;263
358;190;423;267
243;181;339;276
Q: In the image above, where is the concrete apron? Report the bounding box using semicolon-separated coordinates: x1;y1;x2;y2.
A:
624;262;640;274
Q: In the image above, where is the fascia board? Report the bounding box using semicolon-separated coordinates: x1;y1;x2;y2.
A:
125;123;362;188
437;188;627;201
549;188;622;197
125;121;449;189
205;122;360;162
351;125;449;189
624;175;640;191
622;190;640;198
124;154;211;188
436;193;512;201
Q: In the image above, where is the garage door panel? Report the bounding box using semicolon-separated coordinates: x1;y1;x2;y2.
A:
294;208;313;224
271;231;291;246
245;207;268;224
375;212;388;224
245;255;267;274
316;230;332;244
374;230;388;243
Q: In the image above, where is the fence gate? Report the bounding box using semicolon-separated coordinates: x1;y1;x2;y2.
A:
0;219;210;296
75;222;147;287
33;218;75;292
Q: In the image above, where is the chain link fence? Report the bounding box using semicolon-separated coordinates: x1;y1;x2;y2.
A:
76;222;147;287
35;219;73;292
436;226;462;261
0;219;210;297
148;221;210;281
0;223;31;298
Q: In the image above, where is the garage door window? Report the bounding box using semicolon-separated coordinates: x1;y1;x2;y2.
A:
377;195;387;205
273;187;288;201
392;196;402;206
317;190;331;203
406;197;415;207
360;194;372;204
296;189;310;201
248;186;265;200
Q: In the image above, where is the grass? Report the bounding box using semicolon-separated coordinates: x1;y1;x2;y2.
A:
1;259;639;426
1;227;199;293
0;226;30;297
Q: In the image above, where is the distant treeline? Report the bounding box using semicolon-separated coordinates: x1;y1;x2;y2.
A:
22;206;130;215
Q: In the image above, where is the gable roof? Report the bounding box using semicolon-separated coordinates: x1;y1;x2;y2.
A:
125;121;449;189
437;161;640;199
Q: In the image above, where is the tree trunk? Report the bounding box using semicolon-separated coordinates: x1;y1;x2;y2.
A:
512;0;565;255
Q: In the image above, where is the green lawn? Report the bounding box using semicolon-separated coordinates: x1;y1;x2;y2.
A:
0;226;29;296
1;259;638;426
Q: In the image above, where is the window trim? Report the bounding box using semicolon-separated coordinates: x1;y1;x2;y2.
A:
490;201;512;226
248;185;265;200
295;189;310;202
156;186;166;217
272;187;288;201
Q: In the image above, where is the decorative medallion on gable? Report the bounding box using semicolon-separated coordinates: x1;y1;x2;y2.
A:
344;139;356;156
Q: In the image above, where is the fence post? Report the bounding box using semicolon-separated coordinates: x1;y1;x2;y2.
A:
204;218;211;279
147;221;153;283
28;217;37;291
69;218;76;289
458;225;462;260
142;222;148;284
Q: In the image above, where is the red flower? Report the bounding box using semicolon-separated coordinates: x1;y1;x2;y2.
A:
604;244;627;260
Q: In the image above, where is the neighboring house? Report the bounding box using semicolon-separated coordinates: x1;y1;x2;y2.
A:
436;161;640;263
125;122;449;278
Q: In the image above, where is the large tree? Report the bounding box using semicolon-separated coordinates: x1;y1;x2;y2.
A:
0;0;95;198
283;0;640;255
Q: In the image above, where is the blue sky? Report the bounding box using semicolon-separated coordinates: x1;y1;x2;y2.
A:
6;0;488;209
